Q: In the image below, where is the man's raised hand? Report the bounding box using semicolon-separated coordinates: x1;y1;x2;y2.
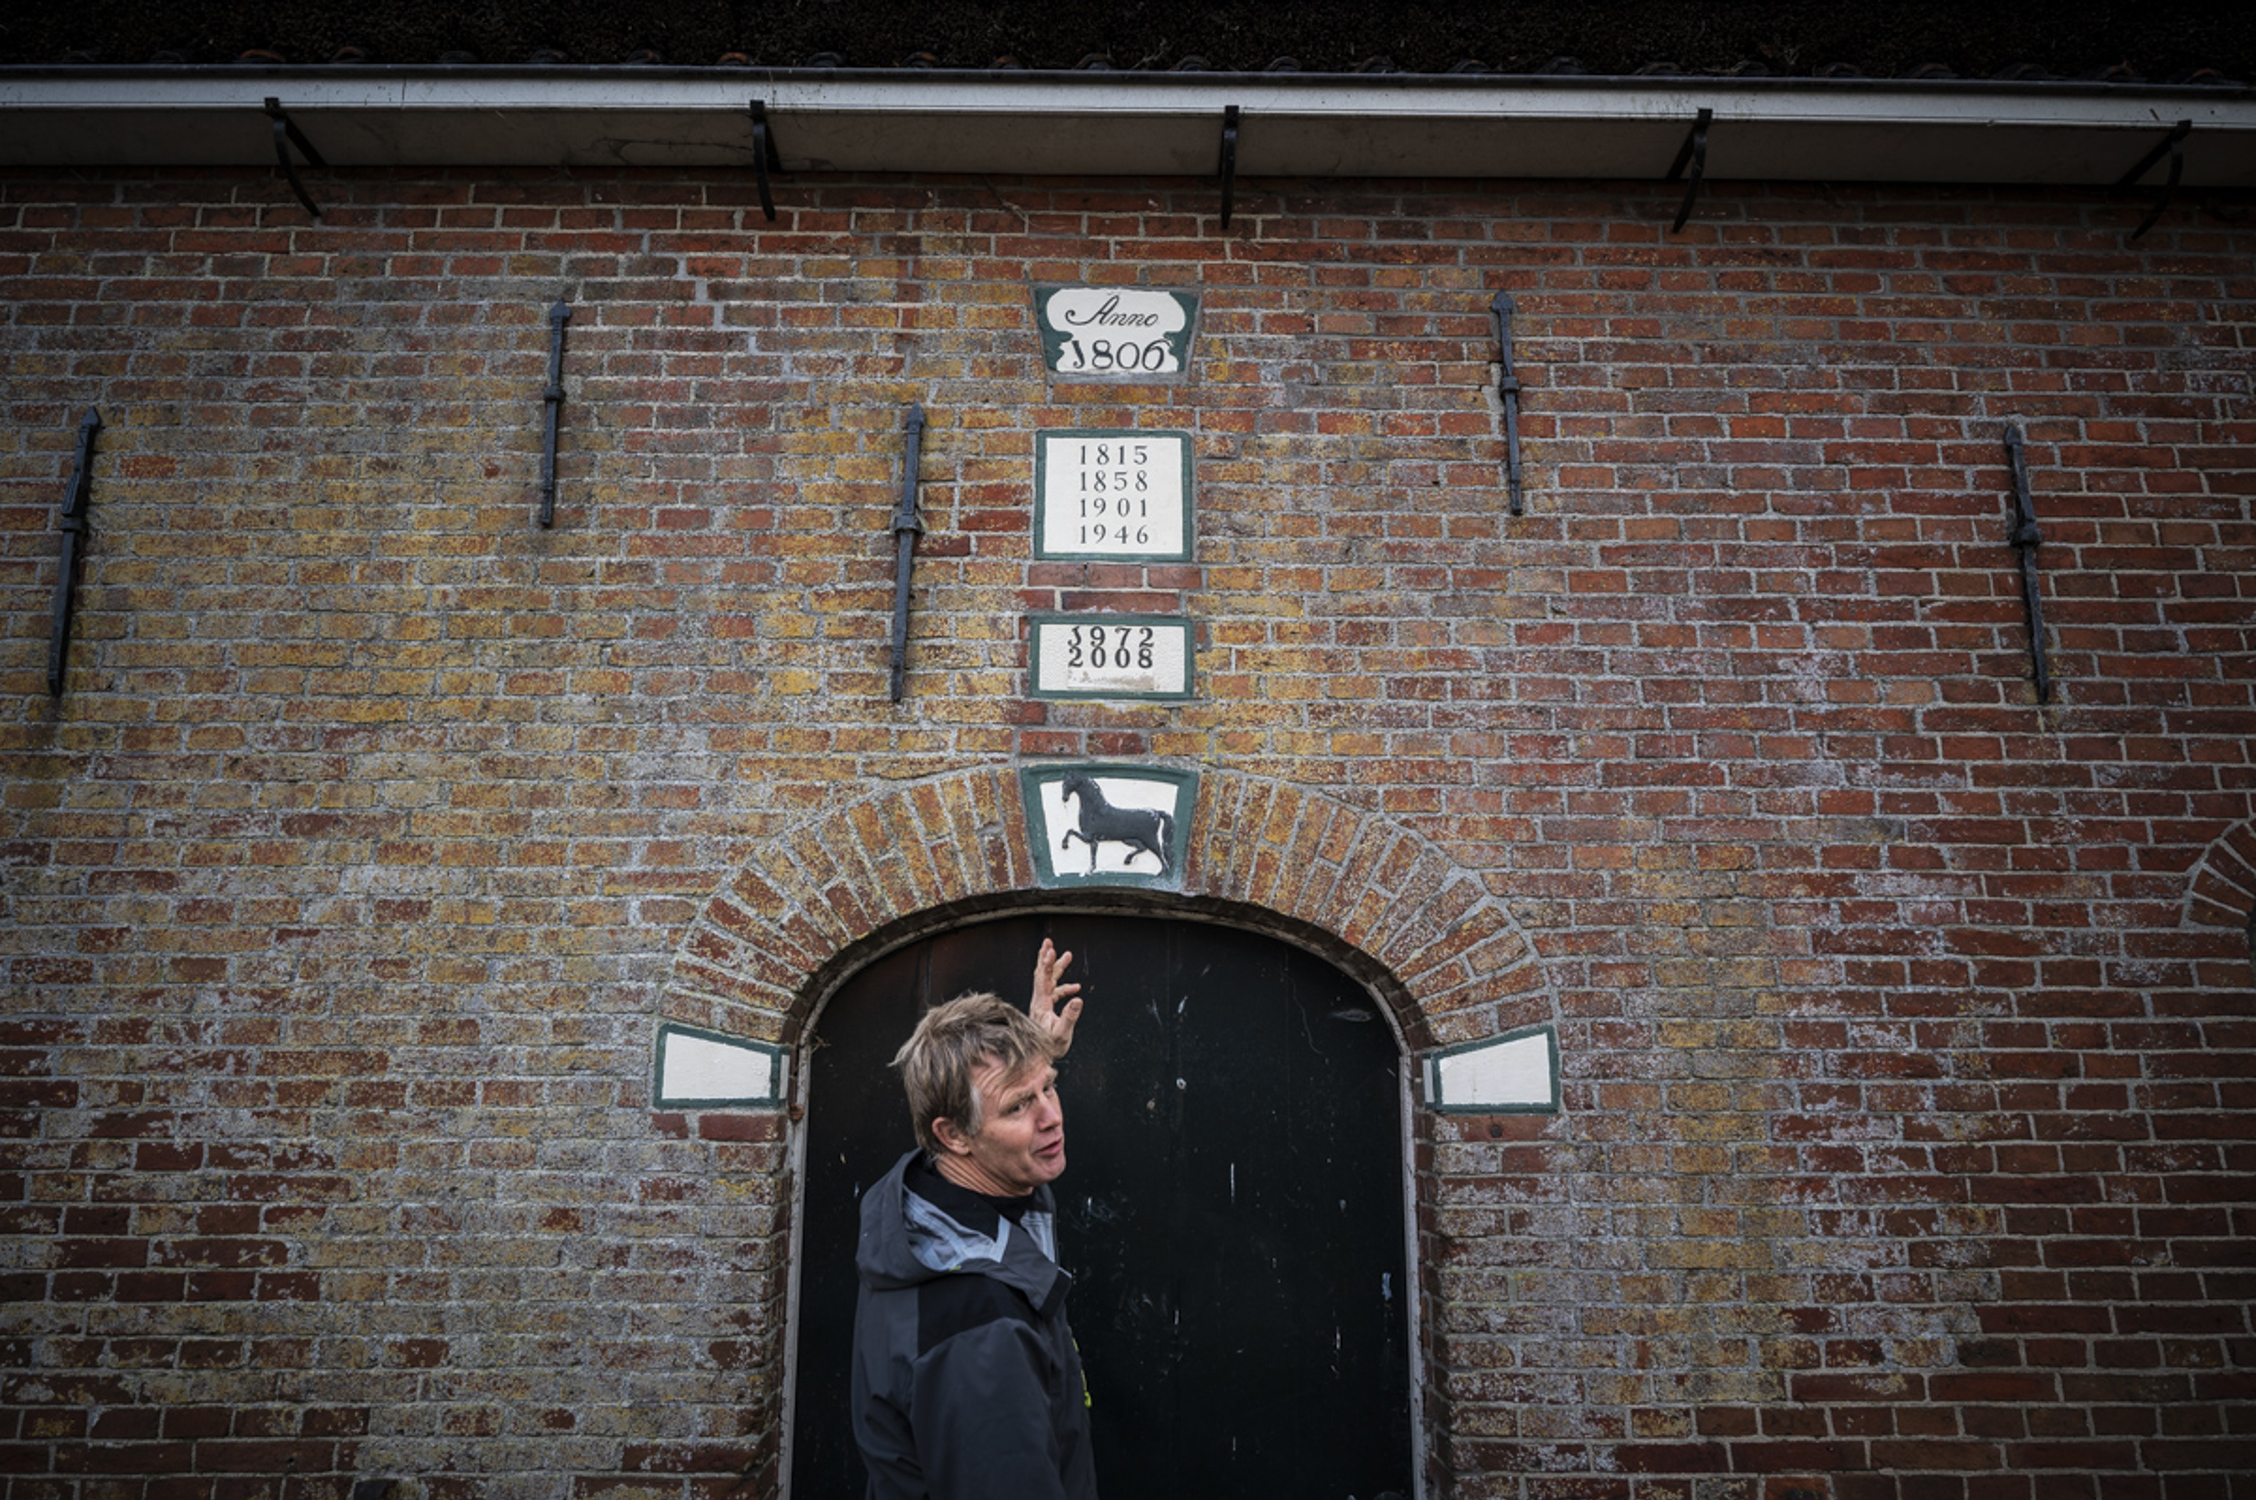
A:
1030;938;1083;1056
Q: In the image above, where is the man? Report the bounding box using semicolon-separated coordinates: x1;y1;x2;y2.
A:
850;938;1097;1500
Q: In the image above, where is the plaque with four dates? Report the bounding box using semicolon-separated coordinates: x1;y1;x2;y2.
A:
1033;429;1193;562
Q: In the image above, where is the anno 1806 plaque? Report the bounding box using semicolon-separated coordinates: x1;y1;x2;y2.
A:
1035;287;1199;379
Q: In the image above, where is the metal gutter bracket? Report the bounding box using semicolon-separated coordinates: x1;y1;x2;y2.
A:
48;406;101;696
1489;292;1525;517
2003;426;2052;704
538;297;571;528
2117;118;2193;240
888;405;928;703
262;96;327;218
1665;107;1713;233
1218;104;1241;229
749;98;783;222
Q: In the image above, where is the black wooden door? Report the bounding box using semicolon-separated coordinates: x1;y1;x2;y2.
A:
789;913;1411;1499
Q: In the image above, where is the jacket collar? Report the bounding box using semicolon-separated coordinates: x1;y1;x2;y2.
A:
858;1150;1066;1313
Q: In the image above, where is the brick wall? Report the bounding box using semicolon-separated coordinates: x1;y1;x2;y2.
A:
2;166;2252;1499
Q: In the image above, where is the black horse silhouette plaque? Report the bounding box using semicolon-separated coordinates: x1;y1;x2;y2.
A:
1019;764;1197;888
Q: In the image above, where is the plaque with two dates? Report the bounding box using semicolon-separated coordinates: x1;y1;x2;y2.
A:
1033;429;1193;561
1028;613;1194;701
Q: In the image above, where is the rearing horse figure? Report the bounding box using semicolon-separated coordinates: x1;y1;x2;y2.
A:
1057;771;1173;874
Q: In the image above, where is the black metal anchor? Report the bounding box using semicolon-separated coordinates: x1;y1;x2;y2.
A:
2003;426;2052;704
537;298;571;528
47;406;101;696
888;406;928;702
1490;292;1525;517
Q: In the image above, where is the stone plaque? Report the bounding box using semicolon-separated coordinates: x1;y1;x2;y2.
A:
1019;764;1198;888
1035;286;1198;378
1033;429;1193;561
652;1023;787;1108
1028;613;1194;701
1423;1025;1560;1114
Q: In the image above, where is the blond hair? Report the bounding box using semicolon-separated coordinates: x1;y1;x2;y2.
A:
892;992;1058;1156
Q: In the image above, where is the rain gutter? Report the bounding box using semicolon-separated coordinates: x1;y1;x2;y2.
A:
2;66;2251;186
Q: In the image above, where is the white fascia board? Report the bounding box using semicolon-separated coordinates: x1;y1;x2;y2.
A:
1;68;2252;185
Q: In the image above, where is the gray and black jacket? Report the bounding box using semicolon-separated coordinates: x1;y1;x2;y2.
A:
850;1150;1097;1500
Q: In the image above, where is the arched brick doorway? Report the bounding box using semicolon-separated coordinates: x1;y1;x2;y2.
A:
656;763;1557;1493
789;910;1413;1497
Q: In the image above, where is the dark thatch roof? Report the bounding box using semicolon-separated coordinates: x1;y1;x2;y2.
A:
7;0;2251;83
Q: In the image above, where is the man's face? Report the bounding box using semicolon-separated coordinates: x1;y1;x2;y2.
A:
942;1055;1066;1197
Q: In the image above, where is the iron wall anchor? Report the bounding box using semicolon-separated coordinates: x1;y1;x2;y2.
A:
48;406;101;696
888;406;928;703
2003;426;2052;704
262;97;327;218
538;298;571;529
1490;292;1525;517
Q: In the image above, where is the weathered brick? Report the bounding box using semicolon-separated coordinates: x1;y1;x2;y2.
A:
2;162;2252;1500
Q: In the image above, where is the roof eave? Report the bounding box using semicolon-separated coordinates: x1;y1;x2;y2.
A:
3;67;2252;185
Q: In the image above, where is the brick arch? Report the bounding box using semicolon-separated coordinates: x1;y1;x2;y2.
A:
2186;817;2256;933
659;762;1551;1060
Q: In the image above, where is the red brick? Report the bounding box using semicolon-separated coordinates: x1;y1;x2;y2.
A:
0;164;2250;1500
